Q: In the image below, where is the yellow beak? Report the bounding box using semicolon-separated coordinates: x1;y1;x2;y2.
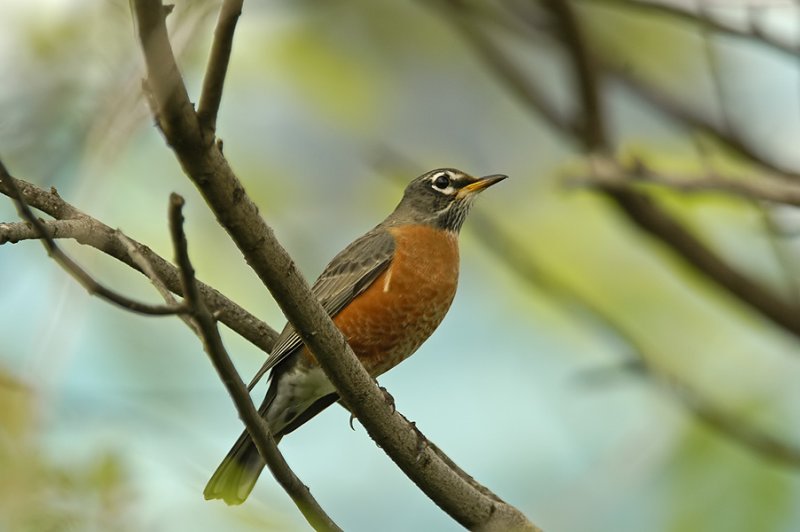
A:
458;174;508;197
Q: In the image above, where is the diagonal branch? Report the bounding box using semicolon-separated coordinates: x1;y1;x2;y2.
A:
376;149;800;472
541;0;800;338
587;155;800;340
646;363;800;469
197;0;243;131
472;202;800;470
434;0;800;340
541;0;607;150
570;162;800;207
608;64;800;181
132;1;539;530
0;160;181;316
0;175;279;352
431;0;578;137
167;193;342;532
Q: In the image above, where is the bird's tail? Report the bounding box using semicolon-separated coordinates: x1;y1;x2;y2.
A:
203;429;280;505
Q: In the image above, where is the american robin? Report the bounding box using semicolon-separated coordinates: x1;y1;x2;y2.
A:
204;168;507;504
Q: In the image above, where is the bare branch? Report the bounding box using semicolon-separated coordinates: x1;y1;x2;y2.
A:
571;162;800;207
0;161;181;316
646;363;800;469
609;64;800;180
166;193;342;532
0;175;279;351
471;191;800;470
587;156;800;339
541;0;607;150
431;0;578;137
197;0;243;131
1;219;85;245
374;148;800;470
432;0;800;341
135;2;204;145
539;0;800;339
448;0;800;184
132;1;539;529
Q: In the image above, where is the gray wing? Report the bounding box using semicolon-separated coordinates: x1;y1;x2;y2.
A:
247;227;395;390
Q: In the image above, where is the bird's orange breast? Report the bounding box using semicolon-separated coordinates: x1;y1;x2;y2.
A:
303;225;459;375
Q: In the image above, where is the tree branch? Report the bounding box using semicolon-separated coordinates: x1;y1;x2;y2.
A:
645;362;800;469
469;196;800;471
132;1;539;529
433;0;800;341
431;0;579;138
197;0;243;131
539;0;800;339
589;155;800;337
541;0;606;151
0;160;181;316
167;193;342;532
0;175;279;352
571;161;800;207
608;63;800;180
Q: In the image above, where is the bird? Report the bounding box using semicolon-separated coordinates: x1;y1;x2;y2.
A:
204;168;507;505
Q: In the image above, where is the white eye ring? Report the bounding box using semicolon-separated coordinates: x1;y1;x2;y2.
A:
431;171;456;194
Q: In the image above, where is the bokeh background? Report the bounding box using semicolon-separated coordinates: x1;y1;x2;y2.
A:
2;0;800;530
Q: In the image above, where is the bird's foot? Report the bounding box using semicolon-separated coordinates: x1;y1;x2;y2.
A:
379;385;396;414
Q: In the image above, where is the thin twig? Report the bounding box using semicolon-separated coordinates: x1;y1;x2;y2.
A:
646;363;800;468
115;229;208;338
432;0;800;340
570;163;800;207
456;0;800;183
541;0;607;150
431;0;578;137
474;192;800;470
166;194;342;532
609;64;800;181
197;0;243;131
587;155;800;340
0;160;181;316
0;176;279;351
117;231;181;306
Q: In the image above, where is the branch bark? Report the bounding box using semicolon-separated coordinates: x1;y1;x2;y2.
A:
469;201;800;471
132;1;540;530
0;162;181;316
0;175;279;352
197;0;243;131
434;0;800;341
167;193;342;532
572;163;800;207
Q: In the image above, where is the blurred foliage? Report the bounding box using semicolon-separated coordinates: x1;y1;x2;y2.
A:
1;0;800;531
0;367;136;532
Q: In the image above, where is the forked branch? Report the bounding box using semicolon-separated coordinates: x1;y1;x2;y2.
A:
131;0;540;529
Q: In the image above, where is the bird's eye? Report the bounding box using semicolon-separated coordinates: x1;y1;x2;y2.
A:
432;173;451;190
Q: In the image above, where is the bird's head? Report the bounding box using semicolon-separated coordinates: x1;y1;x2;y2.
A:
388;168;507;232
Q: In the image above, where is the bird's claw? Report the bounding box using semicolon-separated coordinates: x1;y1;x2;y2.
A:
379;386;396;413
